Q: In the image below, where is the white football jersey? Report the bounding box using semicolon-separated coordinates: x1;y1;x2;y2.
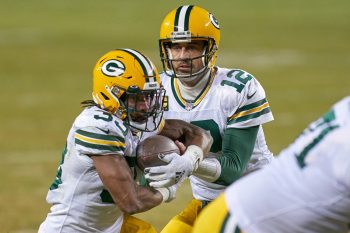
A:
161;67;274;201
227;96;350;233
39;106;140;233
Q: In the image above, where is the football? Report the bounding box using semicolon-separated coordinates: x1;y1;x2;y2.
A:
136;135;180;171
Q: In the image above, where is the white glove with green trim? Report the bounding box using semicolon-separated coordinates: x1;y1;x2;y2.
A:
145;145;203;188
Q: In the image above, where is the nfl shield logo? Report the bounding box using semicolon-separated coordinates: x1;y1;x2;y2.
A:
185;102;193;111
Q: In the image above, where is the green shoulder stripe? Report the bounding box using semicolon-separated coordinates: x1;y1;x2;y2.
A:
228;98;271;125
236;98;268;113
75;138;125;153
76;129;125;143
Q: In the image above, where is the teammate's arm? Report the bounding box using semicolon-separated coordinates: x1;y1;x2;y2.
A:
160;119;213;155
144;119;213;188
193;126;259;184
92;154;172;214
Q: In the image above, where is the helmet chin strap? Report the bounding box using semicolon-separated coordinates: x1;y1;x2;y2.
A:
177;67;208;82
129;120;146;133
128;113;161;132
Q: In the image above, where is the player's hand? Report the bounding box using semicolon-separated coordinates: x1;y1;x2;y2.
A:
144;152;190;188
144;145;203;188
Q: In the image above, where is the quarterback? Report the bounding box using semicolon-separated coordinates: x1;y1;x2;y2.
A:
144;5;274;232
193;96;350;233
38;49;212;233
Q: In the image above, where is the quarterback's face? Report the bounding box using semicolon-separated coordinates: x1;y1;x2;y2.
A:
169;41;205;75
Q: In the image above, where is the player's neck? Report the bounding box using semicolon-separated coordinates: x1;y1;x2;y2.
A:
177;71;210;101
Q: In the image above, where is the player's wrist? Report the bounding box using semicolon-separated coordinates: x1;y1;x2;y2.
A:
183;145;204;172
193;157;221;182
155;187;169;202
155;187;176;203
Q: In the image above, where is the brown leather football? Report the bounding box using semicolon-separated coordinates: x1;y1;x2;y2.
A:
136;135;180;171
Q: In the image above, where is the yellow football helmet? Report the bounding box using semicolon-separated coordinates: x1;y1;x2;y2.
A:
159;5;220;78
92;49;165;132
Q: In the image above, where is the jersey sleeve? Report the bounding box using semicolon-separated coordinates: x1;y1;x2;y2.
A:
74;127;126;156
223;70;274;128
329;126;350;190
73;108;127;156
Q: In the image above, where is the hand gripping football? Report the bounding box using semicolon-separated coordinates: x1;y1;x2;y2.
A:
136;135;180;171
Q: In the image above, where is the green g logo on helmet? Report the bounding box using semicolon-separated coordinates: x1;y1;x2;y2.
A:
101;60;125;77
209;13;220;29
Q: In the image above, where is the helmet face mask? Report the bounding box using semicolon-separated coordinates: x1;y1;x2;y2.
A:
92;49;165;132
161;39;217;79
159;5;220;79
124;86;166;132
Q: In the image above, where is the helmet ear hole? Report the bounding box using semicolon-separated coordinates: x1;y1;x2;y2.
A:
100;92;109;100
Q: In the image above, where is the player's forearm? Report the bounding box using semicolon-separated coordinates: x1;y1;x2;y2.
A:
161;119;213;155
131;187;163;214
193;126;259;184
193;157;222;182
215;126;258;185
184;125;213;156
93;156;163;214
193;154;245;184
114;186;163;215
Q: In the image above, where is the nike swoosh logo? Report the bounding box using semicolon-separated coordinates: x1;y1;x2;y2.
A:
247;90;257;99
97;127;110;134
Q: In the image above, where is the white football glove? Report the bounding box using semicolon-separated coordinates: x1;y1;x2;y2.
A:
144;145;203;188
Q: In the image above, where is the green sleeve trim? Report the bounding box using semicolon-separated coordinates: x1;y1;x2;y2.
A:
215;126;259;185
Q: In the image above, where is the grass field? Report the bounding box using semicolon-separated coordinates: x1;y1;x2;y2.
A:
1;0;349;232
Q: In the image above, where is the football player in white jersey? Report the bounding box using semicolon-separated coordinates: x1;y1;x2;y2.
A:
38;49;212;233
144;5;274;233
193;96;350;233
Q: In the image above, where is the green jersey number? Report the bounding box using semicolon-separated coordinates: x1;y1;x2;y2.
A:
49;145;67;190
295;110;339;168
191;119;222;153
221;70;253;93
94;110;127;136
94;110;113;122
